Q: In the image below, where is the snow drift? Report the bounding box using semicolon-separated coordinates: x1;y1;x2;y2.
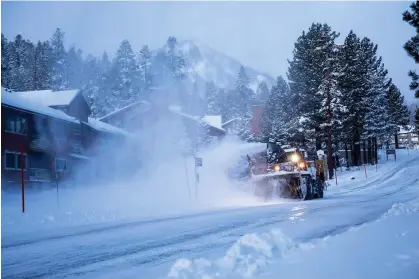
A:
165;197;419;279
2;130;261;234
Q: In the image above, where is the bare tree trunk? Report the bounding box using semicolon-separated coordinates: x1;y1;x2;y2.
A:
368;138;373;165
345;143;350;169
363;139;367;165
394;133;399;149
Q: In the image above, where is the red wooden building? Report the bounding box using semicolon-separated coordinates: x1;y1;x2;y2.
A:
1;88;135;187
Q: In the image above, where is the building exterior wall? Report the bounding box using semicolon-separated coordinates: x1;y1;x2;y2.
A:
251;105;265;135
1;103;131;188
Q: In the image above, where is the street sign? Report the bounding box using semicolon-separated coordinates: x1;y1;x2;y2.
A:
195;157;203;167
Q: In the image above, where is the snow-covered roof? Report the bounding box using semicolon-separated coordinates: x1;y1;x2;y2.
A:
13;89;80;107
168;106;225;133
98;100;150;121
1;88;79;123
222;117;241;127
86;117;134;137
168;105;201;121
399;125;415;134
202;115;223;130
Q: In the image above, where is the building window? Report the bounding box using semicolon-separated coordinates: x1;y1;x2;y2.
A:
71;139;84;154
55;158;67;172
5;116;28;135
4;151;26;170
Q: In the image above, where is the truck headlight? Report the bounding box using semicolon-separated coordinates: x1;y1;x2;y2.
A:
274;164;280;172
291;153;300;163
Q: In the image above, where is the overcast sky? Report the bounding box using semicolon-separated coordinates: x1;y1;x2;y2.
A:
2;1;418;103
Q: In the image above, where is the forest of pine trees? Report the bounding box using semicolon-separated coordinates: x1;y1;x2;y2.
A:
1;28;259;138
1;20;414;168
259;23;411;175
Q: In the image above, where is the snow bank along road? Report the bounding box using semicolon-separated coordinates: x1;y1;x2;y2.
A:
2;151;419;279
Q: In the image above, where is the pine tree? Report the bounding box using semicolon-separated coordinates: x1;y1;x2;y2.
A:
1;34;11;89
100;51;111;74
67;46;83;89
33;41;45;90
166;36;187;82
338;31;372;165
206;81;220;114
402;1;419;134
260;76;299;145
256;80;270;102
386;82;411;147
224;66;254;138
138;45;153;99
50;28;70;90
361;38;392;157
287;23;340;151
108;39;140;109
81;56;108;117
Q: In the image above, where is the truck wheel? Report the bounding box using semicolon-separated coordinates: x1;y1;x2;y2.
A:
318;181;324;198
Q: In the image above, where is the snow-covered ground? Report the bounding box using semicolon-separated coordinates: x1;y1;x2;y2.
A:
2;141;419;279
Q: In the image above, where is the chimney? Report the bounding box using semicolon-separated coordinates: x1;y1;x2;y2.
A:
251;104;265;135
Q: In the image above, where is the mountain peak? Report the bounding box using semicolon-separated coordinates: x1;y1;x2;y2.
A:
158;38;275;93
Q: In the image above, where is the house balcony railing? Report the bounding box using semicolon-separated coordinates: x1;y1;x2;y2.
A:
30;135;51;151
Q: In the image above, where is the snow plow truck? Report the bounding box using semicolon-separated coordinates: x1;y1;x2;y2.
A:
245;143;325;201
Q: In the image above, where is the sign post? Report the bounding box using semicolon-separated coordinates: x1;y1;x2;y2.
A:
56;172;60;209
194;157;202;199
21;145;25;213
386;149;396;162
183;156;191;200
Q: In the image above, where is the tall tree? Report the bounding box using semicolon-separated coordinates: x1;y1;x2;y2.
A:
256;80;270;102
205;81;220;114
338;31;374;166
1;34;11;89
108;39;140;109
67;46;83;89
387;82;411;147
287;23;340;153
138;45;153;98
225;66;254;138
100;51;111;74
402;1;419;134
50;28;70;90
260;76;299;145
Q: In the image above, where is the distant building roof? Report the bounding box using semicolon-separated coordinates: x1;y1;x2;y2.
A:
1;88;79;123
222;117;241;127
202;115;223;130
86;117;135;138
98;100;150;122
13;89;81;107
399;125;416;134
2;87;133;137
168;106;225;133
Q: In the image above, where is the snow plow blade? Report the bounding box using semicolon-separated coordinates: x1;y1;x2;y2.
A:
251;172;324;201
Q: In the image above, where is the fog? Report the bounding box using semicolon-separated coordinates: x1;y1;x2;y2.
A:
2;111;266;233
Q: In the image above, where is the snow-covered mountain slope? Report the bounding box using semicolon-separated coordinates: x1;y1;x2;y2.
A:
159;39;276;94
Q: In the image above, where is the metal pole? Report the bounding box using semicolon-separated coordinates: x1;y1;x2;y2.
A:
194;156;198;199
335;168;338;185
183;156;191;200
21;145;25;213
56;172;60;209
364;163;367;178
